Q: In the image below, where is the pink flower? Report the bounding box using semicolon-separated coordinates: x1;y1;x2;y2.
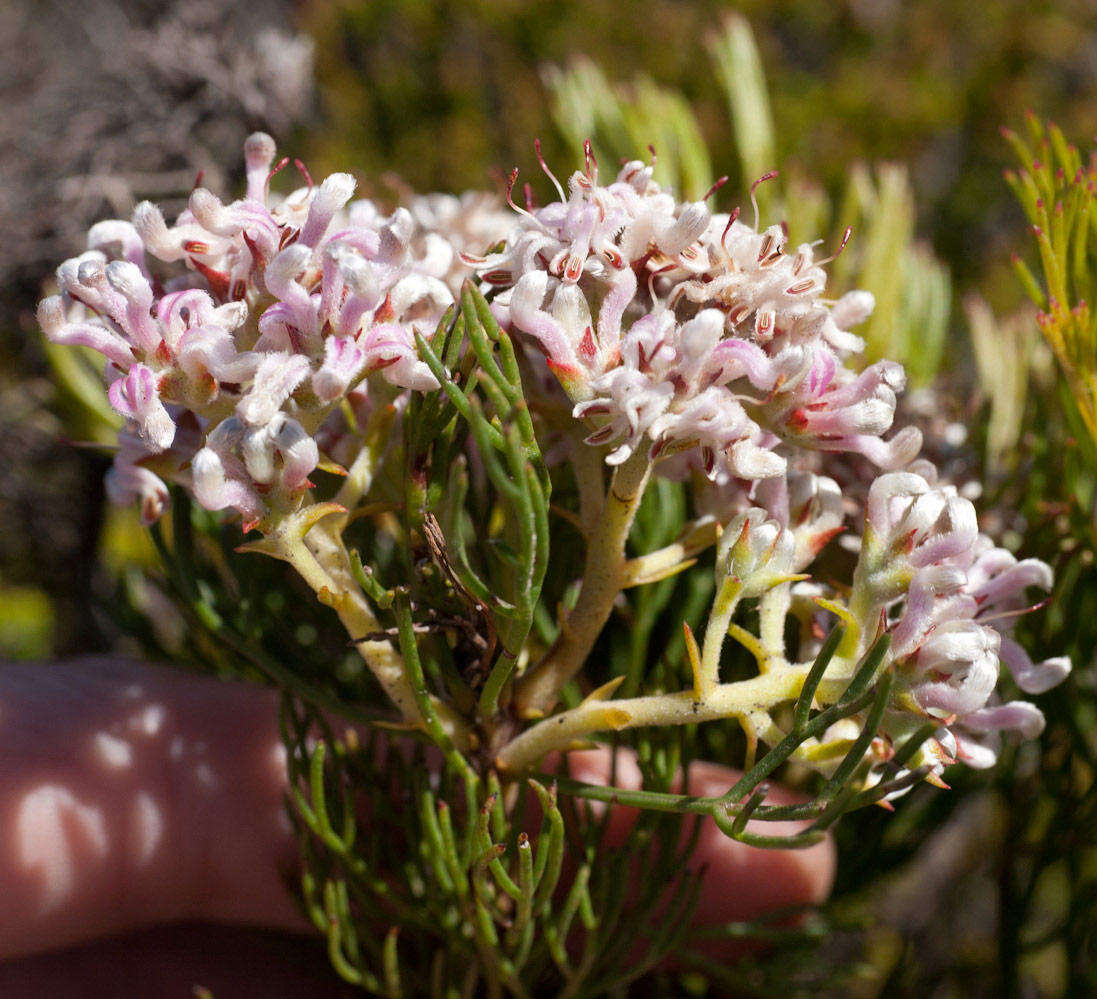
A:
313;336;366;402
479;147;918;477
854;472;1069;774
105;433;170;526
39;132;461;526
107;365;176;451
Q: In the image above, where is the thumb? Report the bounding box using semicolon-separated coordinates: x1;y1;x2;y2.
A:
564;748;836;926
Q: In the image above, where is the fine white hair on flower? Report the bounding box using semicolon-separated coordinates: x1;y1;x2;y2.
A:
38;132;474;525
37;135;1069;792
851;472;1070;776
475;149;919;481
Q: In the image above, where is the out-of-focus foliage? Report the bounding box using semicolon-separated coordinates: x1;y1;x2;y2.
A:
545;57;714;204
801;114;1097;999
303;0;1097;295
966;295;1047;471
1006;115;1097;454
543;29;951;387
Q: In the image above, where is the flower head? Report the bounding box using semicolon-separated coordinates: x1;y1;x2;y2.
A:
477;152;919;480
852;472;1070;774
40;134;468;524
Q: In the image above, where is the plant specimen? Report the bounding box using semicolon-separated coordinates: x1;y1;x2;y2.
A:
37;131;1069;996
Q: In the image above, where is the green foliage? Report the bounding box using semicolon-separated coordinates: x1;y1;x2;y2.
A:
409;287;550;709
279;694;703;998
1005;113;1097;451
137;284;939;995
547;632;936;851
26;5;1097;995
990;133;1097;986
0;585;54;659
543;20;951;387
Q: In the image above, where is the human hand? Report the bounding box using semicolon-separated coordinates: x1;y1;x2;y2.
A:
0;659;834;997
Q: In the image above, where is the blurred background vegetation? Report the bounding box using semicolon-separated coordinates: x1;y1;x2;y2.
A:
7;0;1097;994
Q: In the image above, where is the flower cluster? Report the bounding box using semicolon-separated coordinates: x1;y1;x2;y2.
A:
39;133;511;527
39;139;1069;788
473;152;920;480
853;470;1069;772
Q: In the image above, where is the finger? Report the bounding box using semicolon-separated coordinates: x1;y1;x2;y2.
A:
0;924;354;999
564;748;836;925
0;658;834;968
0;658;305;962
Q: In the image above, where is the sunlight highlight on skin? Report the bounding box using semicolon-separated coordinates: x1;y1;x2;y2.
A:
0;658;837;989
131;792;163;868
92;731;133;769
16;786;108;914
129;704;165;737
0;662;306;959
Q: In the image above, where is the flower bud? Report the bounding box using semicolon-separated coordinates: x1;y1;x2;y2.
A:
717;508;796;598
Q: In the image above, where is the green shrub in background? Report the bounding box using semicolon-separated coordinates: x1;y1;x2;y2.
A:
302;0;1097;295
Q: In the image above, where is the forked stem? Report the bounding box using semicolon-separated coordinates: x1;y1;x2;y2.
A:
249;503;471;745
499;666;811;773
514;449;652;716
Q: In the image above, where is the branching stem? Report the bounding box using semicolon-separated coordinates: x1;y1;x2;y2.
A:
249;504;471;745
515;449;653;716
499;665;811;773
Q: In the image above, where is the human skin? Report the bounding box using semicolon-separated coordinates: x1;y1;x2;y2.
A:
0;659;835;996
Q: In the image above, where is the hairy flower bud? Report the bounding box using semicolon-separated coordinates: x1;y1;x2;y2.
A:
717;508;796;598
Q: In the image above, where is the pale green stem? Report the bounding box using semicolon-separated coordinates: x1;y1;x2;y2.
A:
757;583;792;668
277;529;421;722
515;449;653;716
573;439;607;536
498;665;809;773
621;516;720;588
698;577;743;697
251;506;470;746
304;525;471;746
844;572;890;660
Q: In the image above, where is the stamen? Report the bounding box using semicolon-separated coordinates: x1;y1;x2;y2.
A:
584;139;598;182
294;159;315;192
976;597;1051;623
721;205;741;250
750;170;779;228
534;138;566;202
602;246;624;268
646;262;673;304
266;157;290;197
242;231;266;270
505;168;537;222
758;231;774;262
585;424;618;445
815;226;853;267
703;175;729;202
